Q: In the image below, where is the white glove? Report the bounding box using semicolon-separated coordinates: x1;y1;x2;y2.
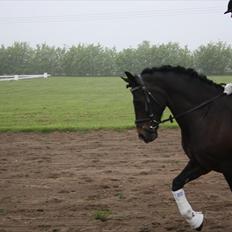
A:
224;83;232;95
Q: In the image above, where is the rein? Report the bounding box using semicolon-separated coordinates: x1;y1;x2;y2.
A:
160;93;225;124
131;75;225;127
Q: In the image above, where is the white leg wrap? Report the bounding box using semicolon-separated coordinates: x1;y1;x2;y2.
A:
172;189;204;229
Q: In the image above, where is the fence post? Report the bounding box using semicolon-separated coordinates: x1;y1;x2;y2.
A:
14;75;19;80
43;73;48;79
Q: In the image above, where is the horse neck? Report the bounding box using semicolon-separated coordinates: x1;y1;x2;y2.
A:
148;72;223;126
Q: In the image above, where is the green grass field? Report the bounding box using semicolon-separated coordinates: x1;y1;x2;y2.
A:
0;75;231;132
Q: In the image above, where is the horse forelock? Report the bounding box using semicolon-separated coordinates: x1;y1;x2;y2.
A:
141;65;223;90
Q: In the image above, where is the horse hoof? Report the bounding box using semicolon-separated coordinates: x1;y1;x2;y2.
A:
188;212;204;231
195;222;204;231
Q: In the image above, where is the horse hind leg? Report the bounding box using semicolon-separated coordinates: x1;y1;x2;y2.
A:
172;161;209;231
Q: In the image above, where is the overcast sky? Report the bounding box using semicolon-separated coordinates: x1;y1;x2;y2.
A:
0;0;231;50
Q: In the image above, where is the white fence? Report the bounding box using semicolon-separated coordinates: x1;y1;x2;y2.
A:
0;73;50;81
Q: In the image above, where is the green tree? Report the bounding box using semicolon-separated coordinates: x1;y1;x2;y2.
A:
0;41;231;76
31;44;66;75
193;42;232;75
63;43;117;76
150;43;193;68
0;42;33;74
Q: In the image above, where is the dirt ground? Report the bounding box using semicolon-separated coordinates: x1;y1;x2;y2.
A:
0;129;231;232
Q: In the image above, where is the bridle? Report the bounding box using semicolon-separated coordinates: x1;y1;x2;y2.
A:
130;74;225;129
130;76;163;128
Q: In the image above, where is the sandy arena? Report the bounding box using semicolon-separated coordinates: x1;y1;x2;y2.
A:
0;129;231;232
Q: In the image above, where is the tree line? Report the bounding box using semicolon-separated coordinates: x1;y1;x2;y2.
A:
0;41;231;76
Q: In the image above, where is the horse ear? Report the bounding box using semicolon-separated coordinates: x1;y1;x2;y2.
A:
120;76;129;83
124;71;134;81
124;71;136;85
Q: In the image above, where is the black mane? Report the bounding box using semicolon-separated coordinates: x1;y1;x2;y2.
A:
141;65;223;90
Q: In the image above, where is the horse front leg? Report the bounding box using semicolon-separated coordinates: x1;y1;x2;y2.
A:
172;160;209;231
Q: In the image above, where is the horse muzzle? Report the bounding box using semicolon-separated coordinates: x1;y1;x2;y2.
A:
138;126;158;143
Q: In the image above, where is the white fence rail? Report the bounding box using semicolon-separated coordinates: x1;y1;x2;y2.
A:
0;73;50;81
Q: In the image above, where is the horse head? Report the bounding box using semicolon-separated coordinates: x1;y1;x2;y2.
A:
122;71;166;143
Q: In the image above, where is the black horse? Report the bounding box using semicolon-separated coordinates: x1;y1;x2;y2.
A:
122;66;232;231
